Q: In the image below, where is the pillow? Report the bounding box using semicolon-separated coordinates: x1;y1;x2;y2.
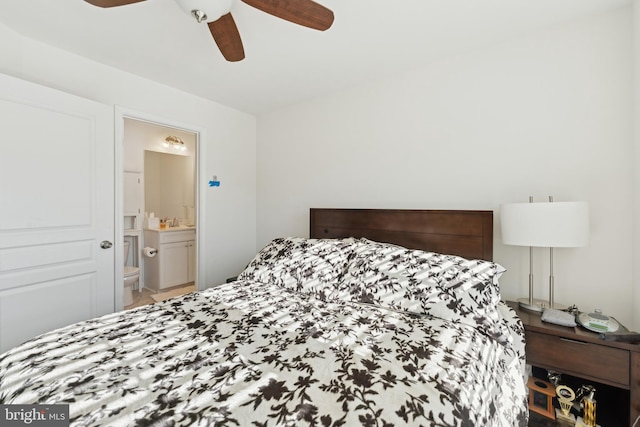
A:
334;239;508;339
237;237;357;300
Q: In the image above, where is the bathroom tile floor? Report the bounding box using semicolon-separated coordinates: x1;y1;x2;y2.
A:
125;283;195;310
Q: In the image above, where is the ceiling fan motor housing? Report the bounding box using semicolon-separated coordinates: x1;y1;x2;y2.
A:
176;0;234;23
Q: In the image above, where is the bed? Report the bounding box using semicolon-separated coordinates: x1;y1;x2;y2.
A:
0;209;528;426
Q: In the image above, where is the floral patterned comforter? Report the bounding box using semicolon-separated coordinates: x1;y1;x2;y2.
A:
0;238;528;426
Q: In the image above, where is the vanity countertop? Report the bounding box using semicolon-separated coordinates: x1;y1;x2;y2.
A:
145;226;195;232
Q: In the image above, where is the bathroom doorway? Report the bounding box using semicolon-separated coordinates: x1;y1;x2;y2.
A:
115;108;206;311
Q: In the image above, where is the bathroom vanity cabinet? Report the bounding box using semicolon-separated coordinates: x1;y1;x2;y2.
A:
144;228;195;290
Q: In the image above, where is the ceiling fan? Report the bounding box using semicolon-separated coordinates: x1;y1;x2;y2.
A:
84;0;334;62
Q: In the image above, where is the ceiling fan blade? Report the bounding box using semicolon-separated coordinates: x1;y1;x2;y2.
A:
241;0;334;31
84;0;145;7
208;13;245;62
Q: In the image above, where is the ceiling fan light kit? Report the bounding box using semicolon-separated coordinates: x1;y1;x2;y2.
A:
84;0;334;62
177;0;234;23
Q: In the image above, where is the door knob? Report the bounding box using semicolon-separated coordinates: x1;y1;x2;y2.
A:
100;240;113;249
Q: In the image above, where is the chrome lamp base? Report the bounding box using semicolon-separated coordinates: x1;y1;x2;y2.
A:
518;297;567;313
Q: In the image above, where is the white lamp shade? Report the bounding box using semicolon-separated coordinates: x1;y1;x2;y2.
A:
500;201;589;248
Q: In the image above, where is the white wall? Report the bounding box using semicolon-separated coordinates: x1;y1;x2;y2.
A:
0;23;258;287
633;0;640;332
257;8;636;328
123;118;196;172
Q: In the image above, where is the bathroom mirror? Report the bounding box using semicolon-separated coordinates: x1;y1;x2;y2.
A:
144;150;195;224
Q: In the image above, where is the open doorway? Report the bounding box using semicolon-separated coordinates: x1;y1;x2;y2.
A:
115;109;206;311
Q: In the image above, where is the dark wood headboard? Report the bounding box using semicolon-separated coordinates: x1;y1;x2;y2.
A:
310;208;493;261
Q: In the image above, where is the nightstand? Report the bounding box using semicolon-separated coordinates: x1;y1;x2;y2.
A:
508;302;640;426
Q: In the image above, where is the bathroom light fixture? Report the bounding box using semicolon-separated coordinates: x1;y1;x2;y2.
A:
164;136;187;151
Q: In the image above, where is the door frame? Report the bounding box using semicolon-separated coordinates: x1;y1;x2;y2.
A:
114;106;206;311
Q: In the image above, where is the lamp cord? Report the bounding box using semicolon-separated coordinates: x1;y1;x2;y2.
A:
633;414;640;427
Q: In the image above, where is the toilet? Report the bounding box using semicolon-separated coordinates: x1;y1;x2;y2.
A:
123;240;140;306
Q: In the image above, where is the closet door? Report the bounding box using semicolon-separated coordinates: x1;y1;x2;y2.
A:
0;73;115;353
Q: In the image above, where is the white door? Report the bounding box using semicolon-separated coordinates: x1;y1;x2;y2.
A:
0;74;114;353
160;242;189;288
123;172;143;216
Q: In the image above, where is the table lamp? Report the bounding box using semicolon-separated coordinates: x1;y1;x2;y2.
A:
500;196;589;312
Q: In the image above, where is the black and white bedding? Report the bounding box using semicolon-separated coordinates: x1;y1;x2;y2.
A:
0;237;528;426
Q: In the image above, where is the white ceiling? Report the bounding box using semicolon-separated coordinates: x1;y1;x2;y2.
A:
0;0;631;115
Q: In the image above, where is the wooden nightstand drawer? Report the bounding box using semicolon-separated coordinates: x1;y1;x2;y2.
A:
510;301;640;424
525;330;630;388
